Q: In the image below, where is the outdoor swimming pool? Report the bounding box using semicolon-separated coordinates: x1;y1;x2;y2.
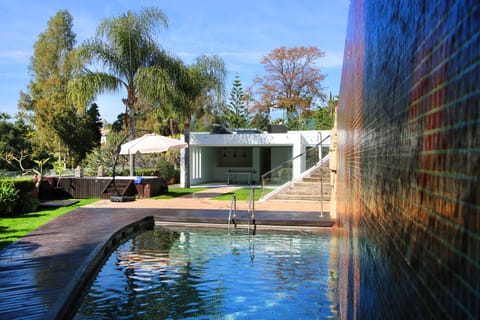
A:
73;226;339;319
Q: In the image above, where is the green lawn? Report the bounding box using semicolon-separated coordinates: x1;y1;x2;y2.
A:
0;199;98;251
212;188;273;201
151;187;209;199
152;187;273;201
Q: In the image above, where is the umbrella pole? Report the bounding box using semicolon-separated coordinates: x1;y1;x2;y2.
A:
129;153;135;177
111;129;150;202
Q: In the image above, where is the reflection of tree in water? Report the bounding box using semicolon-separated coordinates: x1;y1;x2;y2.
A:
76;230;335;319
75;229;224;319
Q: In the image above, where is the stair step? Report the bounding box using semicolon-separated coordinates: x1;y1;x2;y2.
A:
274;194;326;201
297;176;326;181
270;164;332;202
290;183;331;188
292;182;329;187
285;190;330;196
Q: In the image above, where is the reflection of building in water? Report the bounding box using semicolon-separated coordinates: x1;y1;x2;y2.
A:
115;229;187;273
115;228;337;297
116;249;180;272
336;0;479;318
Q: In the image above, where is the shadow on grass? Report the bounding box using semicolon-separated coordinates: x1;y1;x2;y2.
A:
0;199;97;252
3;213;49;219
0;227;35;251
0;240;13;249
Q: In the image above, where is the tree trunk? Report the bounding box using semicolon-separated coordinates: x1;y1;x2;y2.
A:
124;93;136;177
169;118;175;136
128;107;135;176
183;119;190;188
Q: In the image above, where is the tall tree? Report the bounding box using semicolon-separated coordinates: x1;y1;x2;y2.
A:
179;55;226;187
0;118;32;171
224;73;249;128
21;10;78;159
0;112;10;120
252;46;326;128
146;55;226;187
52;103;102;165
69;7;178;175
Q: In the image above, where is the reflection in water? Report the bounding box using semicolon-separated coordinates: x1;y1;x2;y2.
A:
74;227;339;319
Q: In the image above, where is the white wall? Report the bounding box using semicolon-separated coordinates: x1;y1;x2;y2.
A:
190;147;216;185
183;130;331;186
189;130;330;146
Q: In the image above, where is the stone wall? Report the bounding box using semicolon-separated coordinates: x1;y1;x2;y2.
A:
336;1;479;318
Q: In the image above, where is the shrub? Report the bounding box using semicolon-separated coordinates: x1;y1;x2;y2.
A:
136;169;158;176
0;178;38;215
0;180;19;215
14;178;38;213
157;159;175;180
14;196;39;214
174;168;180;183
13;178;36;195
117;168;130;176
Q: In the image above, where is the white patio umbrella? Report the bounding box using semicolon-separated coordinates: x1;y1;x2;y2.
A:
119;133;188;155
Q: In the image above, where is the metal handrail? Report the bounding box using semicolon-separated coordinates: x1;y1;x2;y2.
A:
247;187;256;235
261;133;331;196
228;194;237;230
227;188;255;234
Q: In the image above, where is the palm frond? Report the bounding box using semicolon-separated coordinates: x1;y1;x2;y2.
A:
68;72;124;112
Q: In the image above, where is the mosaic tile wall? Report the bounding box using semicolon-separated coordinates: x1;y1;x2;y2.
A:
336;0;479;319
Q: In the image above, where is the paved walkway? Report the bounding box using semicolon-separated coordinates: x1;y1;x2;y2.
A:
85;187;330;212
0;187;334;319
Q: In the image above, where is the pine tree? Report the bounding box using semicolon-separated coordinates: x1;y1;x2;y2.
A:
225;74;249;128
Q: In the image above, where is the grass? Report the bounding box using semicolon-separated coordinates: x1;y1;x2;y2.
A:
151;187;209;199
0;198;98;251
151;187;274;201
212;188;273;201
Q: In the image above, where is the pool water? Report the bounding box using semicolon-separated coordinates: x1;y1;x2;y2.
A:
74;227;338;319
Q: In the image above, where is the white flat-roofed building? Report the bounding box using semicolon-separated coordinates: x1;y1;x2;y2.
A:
180;128;331;187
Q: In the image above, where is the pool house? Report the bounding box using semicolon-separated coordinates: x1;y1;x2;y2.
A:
179;128;331;187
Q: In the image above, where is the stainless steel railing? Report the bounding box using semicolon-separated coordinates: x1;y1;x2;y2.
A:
261;133;330;196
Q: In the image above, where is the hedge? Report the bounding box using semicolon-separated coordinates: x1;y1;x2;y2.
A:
0;178;38;216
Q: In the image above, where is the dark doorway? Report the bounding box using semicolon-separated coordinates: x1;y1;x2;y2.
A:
260;147;271;175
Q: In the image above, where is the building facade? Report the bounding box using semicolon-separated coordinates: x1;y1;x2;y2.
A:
180;130;331;187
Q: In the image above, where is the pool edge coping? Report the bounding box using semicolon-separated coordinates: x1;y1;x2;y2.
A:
47;216;155;320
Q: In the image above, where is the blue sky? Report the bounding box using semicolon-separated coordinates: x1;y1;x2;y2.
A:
0;0;349;122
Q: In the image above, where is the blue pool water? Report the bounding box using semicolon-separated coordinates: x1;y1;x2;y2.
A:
74;227;338;319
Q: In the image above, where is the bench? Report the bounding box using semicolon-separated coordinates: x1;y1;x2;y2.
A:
226;169;256;185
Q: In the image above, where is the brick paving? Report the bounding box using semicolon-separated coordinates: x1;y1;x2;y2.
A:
0;187;334;319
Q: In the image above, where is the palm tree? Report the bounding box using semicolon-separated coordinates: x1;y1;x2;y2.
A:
177;55;226;187
147;55;226;187
69;7;178;175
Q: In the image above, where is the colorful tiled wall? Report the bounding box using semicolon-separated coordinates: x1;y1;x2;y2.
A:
336;1;479;318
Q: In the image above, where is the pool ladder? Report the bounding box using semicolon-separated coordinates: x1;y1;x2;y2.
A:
228;187;256;234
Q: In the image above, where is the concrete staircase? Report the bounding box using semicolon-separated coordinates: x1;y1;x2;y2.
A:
270;163;331;202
